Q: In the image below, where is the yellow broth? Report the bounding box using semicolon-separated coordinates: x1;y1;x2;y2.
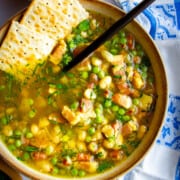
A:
0;12;156;177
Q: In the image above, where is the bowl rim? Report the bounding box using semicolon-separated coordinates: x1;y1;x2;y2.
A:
0;0;168;179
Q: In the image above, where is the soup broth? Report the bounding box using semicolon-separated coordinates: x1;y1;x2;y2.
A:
0;12;156;178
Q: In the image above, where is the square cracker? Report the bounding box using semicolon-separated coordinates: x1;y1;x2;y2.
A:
20;0;89;40
0;21;56;80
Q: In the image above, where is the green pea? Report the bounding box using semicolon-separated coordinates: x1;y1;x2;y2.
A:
14;129;22;136
1;117;8;125
98;70;105;79
104;99;112;108
81;71;89;79
118;108;126;115
92;66;100;74
51;157;58;165
133;98;139;105
25;132;33;139
95;116;103;124
8;144;16;151
15;140;22;147
28;98;34;106
122;115;130;122
28;110;36;118
71;168;78;176
78;170;86;177
111;105;119;112
95;107;102;115
85;136;92;142
88;127;96;135
52;167;59;174
22;152;30;161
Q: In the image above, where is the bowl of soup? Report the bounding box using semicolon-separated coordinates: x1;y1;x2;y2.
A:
0;0;167;179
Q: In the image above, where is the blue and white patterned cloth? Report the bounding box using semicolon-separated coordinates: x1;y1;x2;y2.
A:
106;0;180;179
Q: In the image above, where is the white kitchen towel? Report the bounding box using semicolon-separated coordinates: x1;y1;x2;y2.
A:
108;0;180;179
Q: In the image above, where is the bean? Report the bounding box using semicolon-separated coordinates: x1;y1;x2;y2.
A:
25;132;33;139
52;167;59;174
14;129;22;136
133;98;139;105
92;66;100;74
95;116;103;124
46;145;55;155
22;152;30;161
77;130;87;141
111;105;119;112
51;157;58;165
88;142;98;153
31;124;39;135
71;168;78;176
81;71;89;79
122;115;130;122
78;170;86;177
1;117;8;125
118;108;126;115
104;99;112;108
98;70;105;79
15;139;22;147
88;127;96;135
8;144;16;151
28;110;36;118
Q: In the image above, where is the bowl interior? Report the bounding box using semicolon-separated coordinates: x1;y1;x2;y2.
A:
0;0;167;179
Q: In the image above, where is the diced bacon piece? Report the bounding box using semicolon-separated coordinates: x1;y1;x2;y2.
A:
32;152;47;160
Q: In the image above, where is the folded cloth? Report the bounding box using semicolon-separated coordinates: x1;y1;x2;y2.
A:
105;0;180;179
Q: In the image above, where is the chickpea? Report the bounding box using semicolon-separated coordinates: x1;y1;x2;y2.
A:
77;141;87;151
30;124;39;135
99;76;112;89
103;139;115;149
2;125;13;137
92;131;103;141
101;50;114;62
96;147;107;159
39;117;49;128
84;88;96;99
77;130;87;141
101;125;114;138
91;56;102;66
88;142;98;153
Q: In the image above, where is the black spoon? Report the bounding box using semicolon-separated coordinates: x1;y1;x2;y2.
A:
63;0;155;72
